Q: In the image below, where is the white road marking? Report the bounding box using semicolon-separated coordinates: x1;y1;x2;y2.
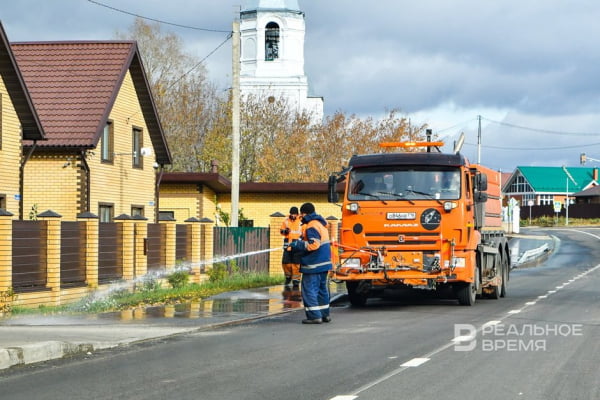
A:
401;357;430;367
330;252;600;399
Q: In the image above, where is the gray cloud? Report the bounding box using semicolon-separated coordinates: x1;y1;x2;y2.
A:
1;0;600;171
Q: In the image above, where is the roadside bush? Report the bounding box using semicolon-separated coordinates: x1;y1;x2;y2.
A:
207;260;240;282
167;270;190;288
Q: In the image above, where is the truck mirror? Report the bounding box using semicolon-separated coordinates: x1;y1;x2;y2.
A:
475;173;488;192
474;191;488;203
328;175;339;203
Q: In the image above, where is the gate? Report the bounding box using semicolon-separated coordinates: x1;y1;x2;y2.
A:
213;227;269;273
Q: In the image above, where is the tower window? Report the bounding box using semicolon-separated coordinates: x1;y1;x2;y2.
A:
265;22;280;61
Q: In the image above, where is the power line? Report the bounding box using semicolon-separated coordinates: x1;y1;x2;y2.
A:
463;141;600;151
87;0;231;33
481;116;600;136
166;33;232;89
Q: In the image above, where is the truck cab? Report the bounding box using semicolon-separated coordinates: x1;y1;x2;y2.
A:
328;141;509;306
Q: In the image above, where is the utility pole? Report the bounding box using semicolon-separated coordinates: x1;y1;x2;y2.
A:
562;166;577;226
231;20;240;227
477;115;482;164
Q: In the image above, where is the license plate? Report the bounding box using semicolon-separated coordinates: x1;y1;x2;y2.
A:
387;212;416;220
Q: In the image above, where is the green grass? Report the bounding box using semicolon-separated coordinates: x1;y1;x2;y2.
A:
10;272;284;316
521;217;600;227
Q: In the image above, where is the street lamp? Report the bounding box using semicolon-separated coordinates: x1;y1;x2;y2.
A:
561;166;577;226
580;153;600;165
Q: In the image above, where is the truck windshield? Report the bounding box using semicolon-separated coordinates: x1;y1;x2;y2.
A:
347;167;461;201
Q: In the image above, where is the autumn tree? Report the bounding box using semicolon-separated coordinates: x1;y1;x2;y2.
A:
117;18;222;171
118;19;430;181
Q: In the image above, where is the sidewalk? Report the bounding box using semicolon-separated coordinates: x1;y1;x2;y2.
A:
0;284;347;371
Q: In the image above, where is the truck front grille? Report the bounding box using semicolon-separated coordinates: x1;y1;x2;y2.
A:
364;232;440;247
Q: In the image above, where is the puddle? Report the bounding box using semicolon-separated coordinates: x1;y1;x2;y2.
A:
0;283;347;325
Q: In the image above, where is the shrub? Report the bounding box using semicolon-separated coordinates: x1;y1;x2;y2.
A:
167;270;190;288
207;260;240;282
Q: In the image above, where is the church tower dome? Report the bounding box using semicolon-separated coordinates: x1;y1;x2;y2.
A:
239;0;323;121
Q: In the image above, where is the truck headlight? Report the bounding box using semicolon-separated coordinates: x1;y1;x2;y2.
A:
444;201;457;212
452;257;466;268
343;258;362;269
346;203;359;213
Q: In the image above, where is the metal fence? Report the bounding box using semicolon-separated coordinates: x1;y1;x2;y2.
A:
60;221;86;286
213;227;270;273
12;220;46;291
521;204;600;219
98;223;122;282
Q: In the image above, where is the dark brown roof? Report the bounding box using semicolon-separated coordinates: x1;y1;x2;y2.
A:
11;40;171;164
161;172;231;193
574;184;600;197
161;172;328;194
0;22;44;140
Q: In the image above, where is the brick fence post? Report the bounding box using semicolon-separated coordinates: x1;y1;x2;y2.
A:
115;214;135;280
77;212;99;289
269;212;286;277
38;210;62;305
185;217;202;283
199;218;214;273
0;210;13;293
133;215;148;279
159;215;176;272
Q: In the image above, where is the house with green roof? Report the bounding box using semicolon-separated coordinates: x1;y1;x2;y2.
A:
503;166;599;207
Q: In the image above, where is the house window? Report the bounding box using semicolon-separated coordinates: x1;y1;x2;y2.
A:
132;127;143;169
101;121;114;163
539;195;553;206
0;194;6;210
99;203;114;223
158;211;175;220
131;206;144;217
265;22;280;61
509;175;531;194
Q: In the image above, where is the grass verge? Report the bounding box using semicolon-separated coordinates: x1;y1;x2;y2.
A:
10;272;284;316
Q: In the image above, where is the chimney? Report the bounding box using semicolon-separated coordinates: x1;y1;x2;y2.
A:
210;160;219;174
594;168;598;182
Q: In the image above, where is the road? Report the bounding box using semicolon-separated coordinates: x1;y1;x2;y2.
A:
1;227;599;400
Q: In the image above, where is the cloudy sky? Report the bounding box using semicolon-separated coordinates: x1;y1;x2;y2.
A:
2;0;600;172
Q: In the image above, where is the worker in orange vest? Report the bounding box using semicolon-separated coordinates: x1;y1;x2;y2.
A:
281;206;302;288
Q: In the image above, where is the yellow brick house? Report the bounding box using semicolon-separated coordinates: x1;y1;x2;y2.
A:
12;40;171;221
0;22;45;217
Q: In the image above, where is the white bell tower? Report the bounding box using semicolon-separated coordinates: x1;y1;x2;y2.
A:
240;0;323;122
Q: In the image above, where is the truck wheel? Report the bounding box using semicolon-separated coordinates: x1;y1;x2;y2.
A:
456;267;478;306
346;281;368;307
500;255;508;298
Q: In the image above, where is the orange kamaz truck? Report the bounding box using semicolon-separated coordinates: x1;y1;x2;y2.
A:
327;135;509;306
